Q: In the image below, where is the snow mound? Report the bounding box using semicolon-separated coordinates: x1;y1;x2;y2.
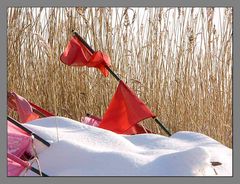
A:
23;116;232;176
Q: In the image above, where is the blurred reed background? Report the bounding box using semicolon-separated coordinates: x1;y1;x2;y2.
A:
7;7;232;147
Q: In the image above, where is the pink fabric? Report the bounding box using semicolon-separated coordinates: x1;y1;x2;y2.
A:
8;92;39;123
7;121;32;158
8;153;30;176
81;116;101;127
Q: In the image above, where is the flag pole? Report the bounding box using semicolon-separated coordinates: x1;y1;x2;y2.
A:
72;30;172;136
29;166;49;177
7;116;51;147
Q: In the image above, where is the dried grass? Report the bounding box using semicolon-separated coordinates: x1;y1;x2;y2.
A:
7;7;232;147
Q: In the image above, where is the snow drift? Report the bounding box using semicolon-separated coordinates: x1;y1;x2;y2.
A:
21;116;232;176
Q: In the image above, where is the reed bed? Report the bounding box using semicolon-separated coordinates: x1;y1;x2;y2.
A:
7;7;232;147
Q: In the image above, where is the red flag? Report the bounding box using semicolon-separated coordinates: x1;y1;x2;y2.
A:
60;36;111;77
8;92;39;123
99;80;155;134
29;101;54;117
7;153;30;176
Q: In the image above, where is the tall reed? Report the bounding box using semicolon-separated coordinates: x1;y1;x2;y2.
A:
7;7;232;147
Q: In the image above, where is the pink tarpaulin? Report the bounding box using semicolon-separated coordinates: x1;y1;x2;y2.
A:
7;153;30;176
7;121;32;158
81;115;101;127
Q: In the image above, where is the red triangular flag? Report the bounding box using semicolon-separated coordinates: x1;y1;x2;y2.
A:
60;36;111;77
99;80;155;134
82;114;152;134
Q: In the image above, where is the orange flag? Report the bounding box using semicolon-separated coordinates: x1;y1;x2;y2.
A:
99;80;155;134
60;36;111;77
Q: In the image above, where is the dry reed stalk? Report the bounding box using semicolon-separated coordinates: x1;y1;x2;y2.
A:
7;7;232;147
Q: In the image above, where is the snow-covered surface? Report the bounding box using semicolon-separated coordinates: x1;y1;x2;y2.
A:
22;116;232;176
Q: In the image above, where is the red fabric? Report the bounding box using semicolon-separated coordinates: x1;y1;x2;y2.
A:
60;36;111;77
7;121;32;158
99;80;155;134
8;92;39;123
82;114;152;134
29;101;54;117
124;124;152;135
8;153;30;176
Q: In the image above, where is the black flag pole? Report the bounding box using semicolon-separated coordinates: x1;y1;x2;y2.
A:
7;116;51;147
72;30;172;136
29;166;49;177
